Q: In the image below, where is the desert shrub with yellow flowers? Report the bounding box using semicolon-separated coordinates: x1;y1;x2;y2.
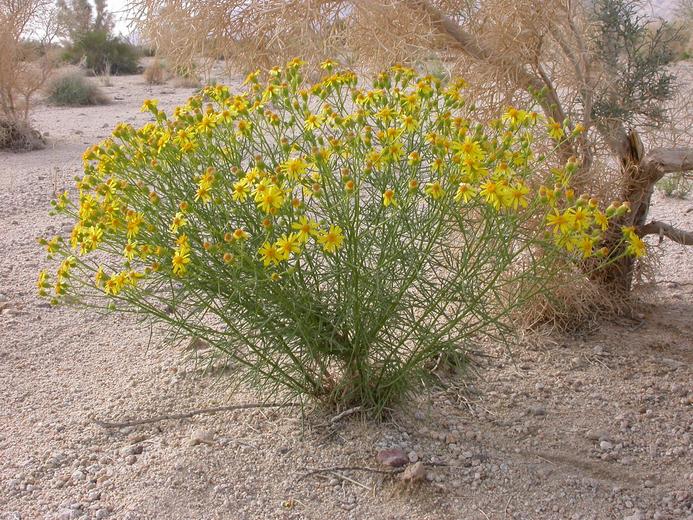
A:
38;59;637;412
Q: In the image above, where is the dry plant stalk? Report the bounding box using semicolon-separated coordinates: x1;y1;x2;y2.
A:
130;0;692;311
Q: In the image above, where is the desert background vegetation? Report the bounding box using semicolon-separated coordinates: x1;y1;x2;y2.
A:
0;1;691;519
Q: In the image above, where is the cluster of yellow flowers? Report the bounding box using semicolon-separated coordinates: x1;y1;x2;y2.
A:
38;59;637;302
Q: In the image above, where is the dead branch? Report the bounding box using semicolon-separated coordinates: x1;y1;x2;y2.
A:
638;221;693;246
641;148;693;178
329;405;362;424
298;465;400;481
93;402;299;428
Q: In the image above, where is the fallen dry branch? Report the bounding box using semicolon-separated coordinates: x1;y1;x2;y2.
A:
93;402;299;428
638;221;693;246
298;465;402;482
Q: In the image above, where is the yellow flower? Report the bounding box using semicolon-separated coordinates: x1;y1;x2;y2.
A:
304;113;323;130
236;119;253;137
568;206;590;231
259;241;282;266
375;106;396;123
502;107;527;127
233;228;249;240
547;118;565;140
126;212;144;238
37;271;50;296
281;157;309;181
382;189;396;207
141;99;159;113
318;225;344;253
431;157;444;173
424;181;444;200
195;185;212;203
479;181;501;209
232;179;251;202
400;115;418;132
453;136;485;162
546;209;571;234
594;210;609;231
82;225;103;252
407;151;421;166
172;249;191;276
57;256;76;281
243;70;260;85
94;266;106;287
454;183;476;203
384;141;404;162
291;216;320;242
276;233;301;259
253;178;272;202
576;235;594;258
504;182;530;209
123;241;138;261
624;229;646;257
170;212;187;233
257;185;285;214
320;59;338;71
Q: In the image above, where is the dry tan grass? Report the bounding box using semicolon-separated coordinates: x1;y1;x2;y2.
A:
143;58;167;85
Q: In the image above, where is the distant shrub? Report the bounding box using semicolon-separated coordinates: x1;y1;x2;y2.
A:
658;172;692;198
143;59;166;85
47;72;108;106
64;30;140;75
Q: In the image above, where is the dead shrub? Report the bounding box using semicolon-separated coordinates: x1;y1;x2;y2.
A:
0;118;45;151
172;74;201;88
143;59;167;84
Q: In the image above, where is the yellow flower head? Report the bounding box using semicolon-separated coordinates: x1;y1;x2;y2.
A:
291;216;320;242
454;183;476;204
259;241;282;266
257;185;285;214
546;209;571;234
172;249;191;276
504;183;530;210
424;181;444;200
276;233;301;259
281;157;309;181
383;189;396;207
233;228;249;241
318;225;344;253
479;181;502;209
232;179;251;202
170;212;187;233
37;271;50;296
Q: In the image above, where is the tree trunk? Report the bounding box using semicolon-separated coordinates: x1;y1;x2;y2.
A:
594;132;693;292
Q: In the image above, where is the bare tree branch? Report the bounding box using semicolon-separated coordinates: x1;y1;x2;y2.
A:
638;221;693;246
641;148;693;178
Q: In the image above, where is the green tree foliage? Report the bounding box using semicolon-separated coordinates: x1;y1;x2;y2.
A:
59;0;137;75
65;29;139;74
591;0;679;125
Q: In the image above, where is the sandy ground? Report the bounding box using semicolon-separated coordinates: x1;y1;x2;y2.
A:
0;72;692;520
